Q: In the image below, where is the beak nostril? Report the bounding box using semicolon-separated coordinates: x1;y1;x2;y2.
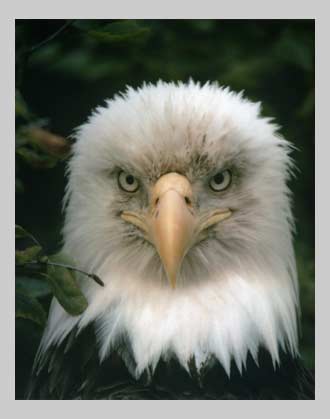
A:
155;197;160;205
184;196;191;206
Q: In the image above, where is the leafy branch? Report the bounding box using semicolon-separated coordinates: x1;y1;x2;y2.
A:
15;224;104;324
15;18;150;331
17;259;104;287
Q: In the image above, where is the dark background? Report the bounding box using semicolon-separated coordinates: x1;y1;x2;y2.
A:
15;19;315;398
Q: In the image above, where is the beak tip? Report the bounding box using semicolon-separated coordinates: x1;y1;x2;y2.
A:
167;271;177;289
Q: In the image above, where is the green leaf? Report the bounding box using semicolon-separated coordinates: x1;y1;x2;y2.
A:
74;20;150;43
48;251;104;287
15;292;46;326
44;263;88;316
73;20;106;31
15;132;29;148
15;90;32;120
16;276;52;298
16;147;58;169
49;251;75;266
15;225;41;248
15;224;31;239
15;245;42;264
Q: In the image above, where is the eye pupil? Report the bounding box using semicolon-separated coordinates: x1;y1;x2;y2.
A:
213;173;224;184
209;170;231;192
118;171;139;192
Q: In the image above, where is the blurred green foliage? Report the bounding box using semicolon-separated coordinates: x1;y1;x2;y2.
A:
15;19;314;398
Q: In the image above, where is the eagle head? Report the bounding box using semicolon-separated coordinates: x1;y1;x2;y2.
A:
39;81;298;378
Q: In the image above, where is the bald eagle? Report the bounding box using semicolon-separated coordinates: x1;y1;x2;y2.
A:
27;81;314;399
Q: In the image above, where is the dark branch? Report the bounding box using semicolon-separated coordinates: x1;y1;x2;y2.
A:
16;260;104;287
29;20;75;54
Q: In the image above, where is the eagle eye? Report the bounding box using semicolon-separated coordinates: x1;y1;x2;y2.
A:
209;170;232;192
118;171;140;193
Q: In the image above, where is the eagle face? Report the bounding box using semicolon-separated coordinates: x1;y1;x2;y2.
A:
41;81;298;378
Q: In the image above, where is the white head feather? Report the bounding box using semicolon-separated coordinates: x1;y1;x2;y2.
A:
38;80;299;378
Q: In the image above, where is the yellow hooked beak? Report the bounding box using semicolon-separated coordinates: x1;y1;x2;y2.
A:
121;173;231;288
